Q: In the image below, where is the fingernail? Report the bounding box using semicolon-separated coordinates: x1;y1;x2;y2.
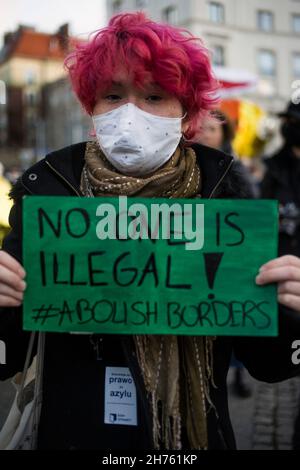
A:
256;275;262;284
19;269;26;278
20;281;26;290
259;266;266;272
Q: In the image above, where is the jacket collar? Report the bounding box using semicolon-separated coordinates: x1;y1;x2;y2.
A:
192;143;234;198
37;141;234;198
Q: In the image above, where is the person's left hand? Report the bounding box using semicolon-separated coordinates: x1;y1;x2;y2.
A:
256;255;300;312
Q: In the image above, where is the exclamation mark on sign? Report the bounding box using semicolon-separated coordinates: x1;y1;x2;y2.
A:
203;253;224;300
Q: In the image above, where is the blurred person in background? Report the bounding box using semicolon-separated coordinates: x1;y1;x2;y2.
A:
198;109;234;155
261;102;300;257
261;101;300;450
199;110;260;198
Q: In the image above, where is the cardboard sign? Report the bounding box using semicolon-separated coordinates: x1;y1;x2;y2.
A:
23;196;278;336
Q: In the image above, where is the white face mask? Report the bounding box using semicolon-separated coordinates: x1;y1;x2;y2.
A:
92;103;185;176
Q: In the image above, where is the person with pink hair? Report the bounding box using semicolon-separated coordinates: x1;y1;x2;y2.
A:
0;12;300;450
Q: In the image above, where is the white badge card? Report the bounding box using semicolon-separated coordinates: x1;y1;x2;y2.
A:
104;367;137;426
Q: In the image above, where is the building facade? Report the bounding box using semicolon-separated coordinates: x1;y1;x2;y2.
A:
0;24;69;157
41;78;92;155
106;0;300;112
0;23;92;168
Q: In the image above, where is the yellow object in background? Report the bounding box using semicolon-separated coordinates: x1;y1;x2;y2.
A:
0;176;12;227
232;101;265;158
0;175;12;247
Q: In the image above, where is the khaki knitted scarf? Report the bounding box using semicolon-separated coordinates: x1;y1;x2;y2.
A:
81;141;200;198
81;141;216;450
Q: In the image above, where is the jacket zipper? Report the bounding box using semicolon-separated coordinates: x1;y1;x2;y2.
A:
45;159;83;197
208;158;234;199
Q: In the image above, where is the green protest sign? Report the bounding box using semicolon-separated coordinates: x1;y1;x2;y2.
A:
23;196;278;336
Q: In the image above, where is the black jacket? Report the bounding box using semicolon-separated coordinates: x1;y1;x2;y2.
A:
261;146;300;256
1;142;300;450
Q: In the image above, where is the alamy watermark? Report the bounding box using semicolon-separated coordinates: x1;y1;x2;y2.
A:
0;340;6;365
95;196;204;251
291;340;300;365
291;80;300;105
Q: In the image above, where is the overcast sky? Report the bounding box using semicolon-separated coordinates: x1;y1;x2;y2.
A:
0;0;107;47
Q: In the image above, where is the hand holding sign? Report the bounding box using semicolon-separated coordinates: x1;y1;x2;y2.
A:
21;197;281;336
257;255;300;312
0;251;26;307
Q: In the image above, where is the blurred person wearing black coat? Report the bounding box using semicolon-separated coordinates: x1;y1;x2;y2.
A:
261;101;300;449
261;102;300;258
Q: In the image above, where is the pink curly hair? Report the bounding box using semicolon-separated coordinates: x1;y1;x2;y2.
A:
65;12;220;141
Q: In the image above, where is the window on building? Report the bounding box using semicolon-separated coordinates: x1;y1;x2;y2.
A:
26;92;36;106
112;0;123;14
162;6;179;25
136;0;148;7
292;14;300;33
212;45;225;66
49;38;58;52
27;116;36;146
209;2;224;24
24;70;36;85
293;52;300;78
257;10;274;32
258;50;276;77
